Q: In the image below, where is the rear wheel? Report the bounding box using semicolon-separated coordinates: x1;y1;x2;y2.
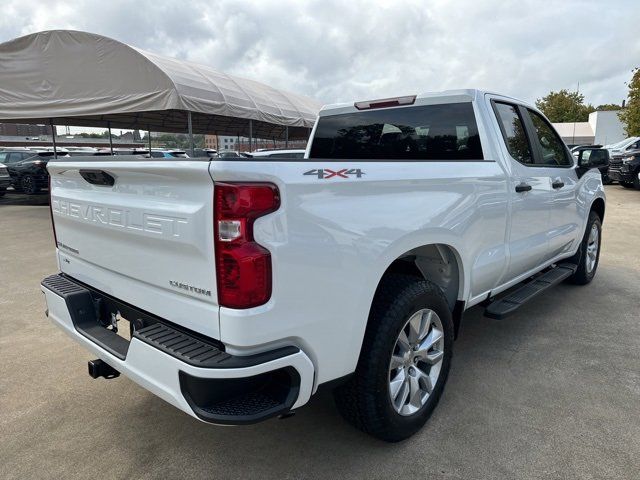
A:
21;175;40;195
333;274;453;442
567;211;601;285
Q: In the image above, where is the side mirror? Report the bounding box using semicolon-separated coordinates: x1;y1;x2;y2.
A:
578;149;610;168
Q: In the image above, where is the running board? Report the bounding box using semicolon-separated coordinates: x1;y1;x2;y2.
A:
484;263;577;320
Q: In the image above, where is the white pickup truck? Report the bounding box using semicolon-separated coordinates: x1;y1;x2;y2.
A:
42;89;606;442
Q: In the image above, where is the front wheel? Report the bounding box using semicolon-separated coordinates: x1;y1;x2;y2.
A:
620;182;635;189
333;274;453;442
567;211;602;285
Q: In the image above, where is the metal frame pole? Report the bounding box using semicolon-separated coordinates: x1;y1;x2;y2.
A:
107;122;114;154
50;119;58;159
285;126;289;149
147;126;152;155
249;120;253;153
187;111;194;156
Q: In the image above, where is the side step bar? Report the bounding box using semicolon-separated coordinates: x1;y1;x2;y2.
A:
484;263;577;319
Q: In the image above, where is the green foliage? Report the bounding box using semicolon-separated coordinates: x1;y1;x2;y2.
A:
619;68;640;137
151;133;204;149
535;89;594;123
595;103;621;111
77;131;109;138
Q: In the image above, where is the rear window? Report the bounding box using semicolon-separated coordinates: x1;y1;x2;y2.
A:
309;102;483;160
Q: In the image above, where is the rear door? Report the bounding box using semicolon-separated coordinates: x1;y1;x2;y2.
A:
48;157;220;338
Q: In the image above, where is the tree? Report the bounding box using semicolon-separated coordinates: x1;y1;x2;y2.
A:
595;103;621;111
535;89;593;123
619;68;640;137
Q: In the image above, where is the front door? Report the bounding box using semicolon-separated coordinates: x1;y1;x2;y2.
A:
491;100;553;282
524;108;582;258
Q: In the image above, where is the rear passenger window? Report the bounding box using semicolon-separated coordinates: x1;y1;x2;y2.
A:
309;102;483;160
527;110;572;167
493;102;533;165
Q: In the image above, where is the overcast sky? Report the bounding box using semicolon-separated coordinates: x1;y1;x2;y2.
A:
1;0;639;110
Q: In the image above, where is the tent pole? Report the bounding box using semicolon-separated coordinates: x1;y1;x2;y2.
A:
50;119;58;159
187;111;194;156
249;120;253;153
147;126;152;155
285;126;289;149
107;122;114;154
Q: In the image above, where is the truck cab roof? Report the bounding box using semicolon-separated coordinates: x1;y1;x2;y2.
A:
319;89;528;117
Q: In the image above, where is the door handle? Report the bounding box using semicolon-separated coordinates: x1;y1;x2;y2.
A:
552;180;565;189
515;183;532;193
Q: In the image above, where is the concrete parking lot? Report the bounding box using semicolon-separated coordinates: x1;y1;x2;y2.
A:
1;186;639;480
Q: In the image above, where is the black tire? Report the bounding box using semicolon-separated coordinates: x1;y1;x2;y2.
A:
567;211;602;285
634;174;640;190
21;175;40;195
602;175;612;185
0;187;5;197
333;274;454;442
620;182;635;189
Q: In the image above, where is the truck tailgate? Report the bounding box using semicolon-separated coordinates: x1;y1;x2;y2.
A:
48;157;220;338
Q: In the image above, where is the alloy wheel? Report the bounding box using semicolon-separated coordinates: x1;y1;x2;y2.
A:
388;308;444;416
585;224;599;273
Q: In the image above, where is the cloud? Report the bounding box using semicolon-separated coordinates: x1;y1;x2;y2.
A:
0;0;638;108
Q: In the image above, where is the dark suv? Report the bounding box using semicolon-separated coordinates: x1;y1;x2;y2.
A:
3;150;69;194
609;149;640;189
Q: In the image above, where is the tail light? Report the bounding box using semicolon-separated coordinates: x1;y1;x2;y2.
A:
354;95;416;110
214;182;280;309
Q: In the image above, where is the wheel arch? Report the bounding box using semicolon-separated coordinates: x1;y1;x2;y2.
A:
368;243;465;337
590;197;605;223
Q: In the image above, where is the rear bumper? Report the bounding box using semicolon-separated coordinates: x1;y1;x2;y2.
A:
41;274;314;425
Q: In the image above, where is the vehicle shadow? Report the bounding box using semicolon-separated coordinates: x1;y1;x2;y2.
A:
0;189;49;206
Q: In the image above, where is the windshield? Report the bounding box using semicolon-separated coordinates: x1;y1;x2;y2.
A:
608;137;639;149
309;102;483;160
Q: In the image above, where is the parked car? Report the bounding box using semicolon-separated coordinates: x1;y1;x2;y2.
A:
608;148;640;189
603;137;640;157
192;148;218;158
0;162;11;196
149;149;190;158
0;148;39;168
42;89;605;442
6;150;69;194
112;148;149;156
216;150;244;158
245;149;306;159
66;147;99;156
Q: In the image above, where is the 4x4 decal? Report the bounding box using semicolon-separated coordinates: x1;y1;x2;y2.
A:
303;168;365;179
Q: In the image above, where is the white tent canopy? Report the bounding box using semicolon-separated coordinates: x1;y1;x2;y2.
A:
0;30;321;139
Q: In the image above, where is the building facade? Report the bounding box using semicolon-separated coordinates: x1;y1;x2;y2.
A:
553;110;626;146
0;123;52;137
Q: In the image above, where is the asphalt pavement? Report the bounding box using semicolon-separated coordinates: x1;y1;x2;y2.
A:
1;186;639;479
